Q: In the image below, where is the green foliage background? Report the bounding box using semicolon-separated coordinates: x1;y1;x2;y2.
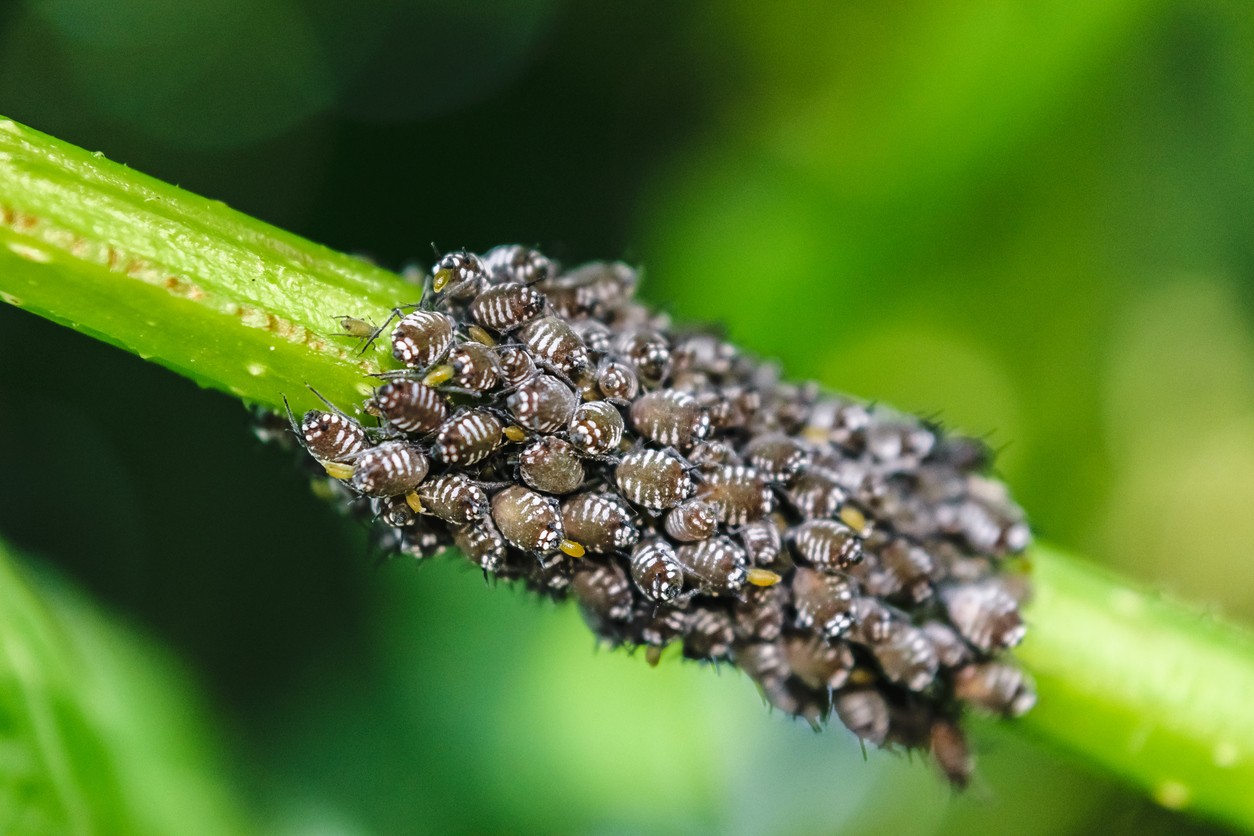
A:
1;1;1252;833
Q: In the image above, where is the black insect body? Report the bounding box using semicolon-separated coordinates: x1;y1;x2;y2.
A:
615;449;695;510
628;539;684;602
568;401;625;458
630;390;710;449
491;485;567;557
392;310;457;368
470;283;547;333
371;380;448;434
505;374;578;433
350;441;429;498
561;492;640;555
267;244;1033;788
519;437;585;495
433;409;505;466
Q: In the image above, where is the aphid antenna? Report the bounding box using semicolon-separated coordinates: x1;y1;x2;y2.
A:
280;393;301;437
305;385;356;420
357;296;430;356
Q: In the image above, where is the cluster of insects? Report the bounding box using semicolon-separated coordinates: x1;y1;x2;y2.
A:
268;244;1034;787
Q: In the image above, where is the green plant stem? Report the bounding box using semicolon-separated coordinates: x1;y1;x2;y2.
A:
2;117;1253;831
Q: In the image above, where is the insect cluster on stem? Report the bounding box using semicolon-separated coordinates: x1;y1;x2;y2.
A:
267;243;1034;787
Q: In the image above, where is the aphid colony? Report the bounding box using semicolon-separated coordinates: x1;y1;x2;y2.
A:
271;244;1034;787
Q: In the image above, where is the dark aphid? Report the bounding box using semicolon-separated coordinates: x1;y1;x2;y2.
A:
395;523;451;561
739;517;786;567
299;409;367;463
392;310;457;369
519;437;585;495
791;568;857;639
697;465;774;526
871;624;940;692
376;493;422;528
928;435;993;473
663;499;719;543
802;397;871;449
947;477;1032;555
495;344;537;387
675;536;747;596
433;249;489;297
517;316;590;374
671;332;738;377
920;621;972;668
745;433;812;484
416;473;490;525
790;519;863;572
542;260;637;318
734;641;790;692
928;721;973;789
445;341;501;392
350;441;429;497
371;379;448;435
784;635;855;691
570;319;613;353
785;469;849;520
834;690;891;747
953;662;1036;717
851;597;897;645
628;539;684;602
686;439;739;468
453;518;507;573
940;580;1026;652
865;416;936;467
595;357;639;402
615;328;672;384
482;244;555;285
568;400;625;458
682;606;736;661
571;560;634;629
470;282;547;333
506;374;578;433
491;485;567;557
561;492;640;555
701;385;760;433
433;409;505;465
615;449;695;510
734;583;785;642
630;390;710;449
879;538;936;602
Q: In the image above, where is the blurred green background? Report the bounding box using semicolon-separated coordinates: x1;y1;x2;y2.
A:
1;1;1252;833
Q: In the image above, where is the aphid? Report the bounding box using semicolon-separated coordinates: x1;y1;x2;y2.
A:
433;409;505;465
734;641;790;691
375;493;420;528
865;416;936;467
392;310;457;368
733;583;785;642
396;523;451;561
879;538;936;602
445;341;501;392
561;492;640;555
701;385;760;432
495;344;537;387
505;374;578;433
517;316;590;374
851;597;896;645
432;249;489;297
834;690;890;747
745;433;812;484
571;560;634;630
630;390;710;449
785;469;849;520
686;440;739;468
416;473;490;525
953;663;1036;717
519;437;585;495
350;441;429;497
470;282;547;333
739;518;785;566
803;397;871;448
663;499;719;543
453;518;507;573
920;621;971;668
614;328;672;384
567;401;625;458
790;519;863;572
675;536;747;596
594;357;639;402
671;332;737;377
871;624;939;691
681;605;736;661
697;465;773;525
370;379;448;434
568;319;613;353
940;580;1026;652
298;409;367;463
627;539;684;602
335;314;377;341
541;260;637;318
929;720;973;790
615;449;695;510
791;568;857;639
482;244;554;285
490;485;567;557
784;635;855;691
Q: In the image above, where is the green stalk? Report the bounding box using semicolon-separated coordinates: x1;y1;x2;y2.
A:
2;117;1253;831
